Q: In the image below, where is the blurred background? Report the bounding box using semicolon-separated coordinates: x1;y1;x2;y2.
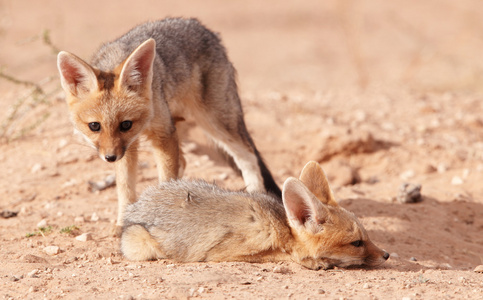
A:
1;0;483;95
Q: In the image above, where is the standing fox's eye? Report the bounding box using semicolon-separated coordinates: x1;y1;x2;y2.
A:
351;240;363;247
120;120;133;132
88;122;101;132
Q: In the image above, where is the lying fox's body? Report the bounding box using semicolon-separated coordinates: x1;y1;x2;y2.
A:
57;18;281;229
121;161;389;270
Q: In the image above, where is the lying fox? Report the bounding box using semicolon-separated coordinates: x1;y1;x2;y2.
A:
121;161;389;270
56;18;281;229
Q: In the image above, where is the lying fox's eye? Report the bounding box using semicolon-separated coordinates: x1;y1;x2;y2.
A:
351;240;363;247
88;122;101;132
120;120;132;132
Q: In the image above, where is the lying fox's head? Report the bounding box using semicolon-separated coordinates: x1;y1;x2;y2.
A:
57;39;156;162
282;161;389;270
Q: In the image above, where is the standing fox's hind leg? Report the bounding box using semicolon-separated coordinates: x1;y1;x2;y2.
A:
195;110;281;198
189;61;281;197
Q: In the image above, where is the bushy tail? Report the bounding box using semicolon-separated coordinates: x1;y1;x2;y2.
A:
121;225;165;261
254;148;282;199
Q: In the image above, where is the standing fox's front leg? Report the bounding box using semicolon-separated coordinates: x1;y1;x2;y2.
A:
147;126;183;182
115;139;139;232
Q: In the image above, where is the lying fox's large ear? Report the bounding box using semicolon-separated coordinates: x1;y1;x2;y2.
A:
119;38;155;94
282;177;330;230
299;161;338;207
57;52;99;99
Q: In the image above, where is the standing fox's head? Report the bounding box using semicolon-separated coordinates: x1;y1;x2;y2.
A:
57;39;156;163
282;161;389;270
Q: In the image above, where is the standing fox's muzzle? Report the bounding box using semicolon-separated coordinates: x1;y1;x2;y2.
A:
105;154;118;162
98;146;126;163
100;149;125;163
97;134;127;163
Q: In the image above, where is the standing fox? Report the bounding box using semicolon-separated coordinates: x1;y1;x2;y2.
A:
121;161;389;270
57;18;281;230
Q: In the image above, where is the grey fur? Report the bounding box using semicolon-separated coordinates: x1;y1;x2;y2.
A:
122;179;288;262
92;18;281;197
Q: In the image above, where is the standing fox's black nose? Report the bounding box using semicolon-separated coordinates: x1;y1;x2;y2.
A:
105;155;117;162
383;252;390;260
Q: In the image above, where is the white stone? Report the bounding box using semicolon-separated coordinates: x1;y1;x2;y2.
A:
90;212;99;222
44;246;60;255
451;176;463;185
31;163;43;174
58;139;68;149
74;216;85;223
75;233;93;242
36;219;47;228
27;269;39;278
400;170;415;180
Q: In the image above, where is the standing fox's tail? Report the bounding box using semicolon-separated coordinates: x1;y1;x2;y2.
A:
254;147;281;198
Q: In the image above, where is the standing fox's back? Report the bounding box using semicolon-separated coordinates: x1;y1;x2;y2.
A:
121;162;390;270
91;18;229;75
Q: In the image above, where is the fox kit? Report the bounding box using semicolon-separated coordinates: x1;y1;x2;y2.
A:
57;18;281;229
121;161;389;270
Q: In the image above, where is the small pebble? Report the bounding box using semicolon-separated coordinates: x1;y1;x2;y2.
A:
88;174;116;192
36;219;48;228
390;253;399;258
438;263;452;270
107;257;119;265
31;163;43;174
91;212;99;222
317;289;325;294
62;179;78;188
409;257;417;262
423;164;437;174
437;164;447;173
27;269;39;278
58;139;68;149
400;170;415;180
397;183;422;203
74;216;85;223
273;266;290;274
75;233;93;242
363;283;370;289
44;245;60;256
451;176;463;185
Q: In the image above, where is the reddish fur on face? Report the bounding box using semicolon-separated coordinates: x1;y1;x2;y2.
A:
66;66;153;162
281;162;389;270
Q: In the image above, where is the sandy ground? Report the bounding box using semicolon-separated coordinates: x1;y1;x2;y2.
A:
1;0;483;299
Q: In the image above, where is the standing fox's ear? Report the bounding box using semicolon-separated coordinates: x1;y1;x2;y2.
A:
282;177;330;230
57;52;99;98
119;38;156;93
298;161;338;207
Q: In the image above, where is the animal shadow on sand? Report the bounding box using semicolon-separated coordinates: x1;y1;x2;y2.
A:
339;196;483;271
